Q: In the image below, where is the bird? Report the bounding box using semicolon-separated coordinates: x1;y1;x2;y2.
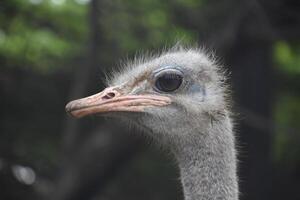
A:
65;46;239;200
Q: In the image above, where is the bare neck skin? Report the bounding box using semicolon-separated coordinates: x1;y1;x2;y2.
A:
168;116;238;200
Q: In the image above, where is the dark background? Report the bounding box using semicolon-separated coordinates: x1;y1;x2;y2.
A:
0;0;300;200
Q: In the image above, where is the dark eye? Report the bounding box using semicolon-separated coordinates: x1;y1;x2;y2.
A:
155;72;183;92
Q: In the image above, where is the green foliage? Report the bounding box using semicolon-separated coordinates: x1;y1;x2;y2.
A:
273;41;300;74
0;25;72;72
272;40;300;166
100;0;197;54
273;94;300;166
0;0;89;73
174;0;204;8
0;0;199;72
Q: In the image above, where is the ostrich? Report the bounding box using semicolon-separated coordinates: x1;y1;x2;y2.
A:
65;47;239;200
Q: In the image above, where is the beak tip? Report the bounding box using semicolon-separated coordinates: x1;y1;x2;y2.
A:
65;101;77;116
65;102;72;113
65;100;84;118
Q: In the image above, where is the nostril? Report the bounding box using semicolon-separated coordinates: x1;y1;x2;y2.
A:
102;92;116;100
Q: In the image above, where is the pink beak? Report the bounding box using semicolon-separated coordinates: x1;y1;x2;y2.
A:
65;86;171;118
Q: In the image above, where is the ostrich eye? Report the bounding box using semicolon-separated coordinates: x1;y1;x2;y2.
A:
154;71;183;92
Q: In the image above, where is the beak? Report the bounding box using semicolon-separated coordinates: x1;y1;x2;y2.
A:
65;86;171;118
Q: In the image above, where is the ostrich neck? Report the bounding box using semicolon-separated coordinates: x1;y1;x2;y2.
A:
171;117;238;200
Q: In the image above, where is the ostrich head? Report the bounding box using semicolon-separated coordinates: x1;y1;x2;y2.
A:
66;48;238;200
66;48;228;146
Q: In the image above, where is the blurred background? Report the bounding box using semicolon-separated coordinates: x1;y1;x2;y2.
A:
0;0;300;199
